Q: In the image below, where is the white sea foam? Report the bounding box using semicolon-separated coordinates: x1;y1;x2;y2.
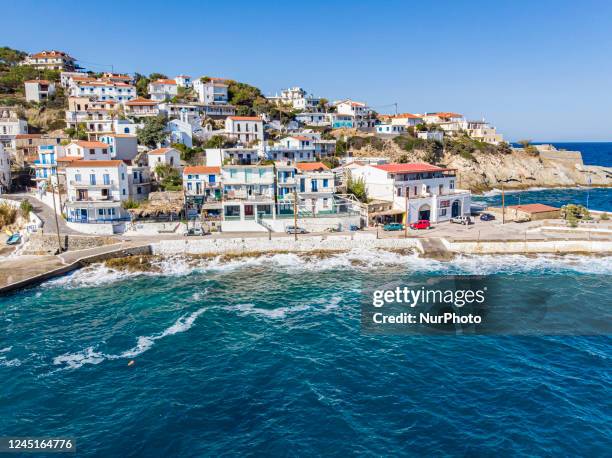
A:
52;307;207;370
229;303;311;319
0;346;12;353
41;248;611;291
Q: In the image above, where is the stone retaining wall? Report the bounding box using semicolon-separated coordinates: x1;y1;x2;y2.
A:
22;233;118;255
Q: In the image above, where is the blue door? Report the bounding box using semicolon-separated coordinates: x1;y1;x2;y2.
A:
80;209;88;222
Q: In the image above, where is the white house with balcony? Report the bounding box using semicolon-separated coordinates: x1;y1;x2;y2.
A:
182;165;222;216
0;108;28;148
221;165;276;229
296;162;335;215
148;79;178;101
465;120;503;144
64;160;129;223
193;79;228;105
390;113;424;127
268;87;322;111
295;112;329;126
376;123;406;135
21;50;76;71
64;140;111;160
266;135;316;162
71;80;136;102
127;165;151;201
417;131;444;142
24;80;56;103
206;147;259;166
174;75;192;88
123;98;160;117
335;100;375;129
224;116;264;144
350;163;471;224
34;144;64;191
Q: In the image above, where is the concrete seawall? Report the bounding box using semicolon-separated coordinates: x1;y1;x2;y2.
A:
151;233;424;256
441;238;612;254
0;244;151;295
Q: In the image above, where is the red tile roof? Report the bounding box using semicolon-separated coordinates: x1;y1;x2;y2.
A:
31;50;73;59
289;135;312;142
15;134;42;139
66;160;123;168
151;79;177;85
429;112;462;119
393;113;422;119
373;163;452;174
73;141;108;149
25;80;52;84
148;147;174;155
506;204;559;213
296;162;330;172
184;166;220;174
125;97;158;106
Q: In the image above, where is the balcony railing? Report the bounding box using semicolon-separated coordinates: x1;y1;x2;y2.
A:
70;180;115;187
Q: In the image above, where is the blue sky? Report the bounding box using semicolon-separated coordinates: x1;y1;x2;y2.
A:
5;0;612;141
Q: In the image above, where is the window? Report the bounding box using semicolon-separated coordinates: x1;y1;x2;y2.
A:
323;179;329;188
98;209;104;216
89;149;95;155
122;189;126;195
89;174;96;185
187;182;192;190
103;174;110;185
137;187;142;194
439;209;447;216
209;174;216;183
450;180;455;189
121;173;125;180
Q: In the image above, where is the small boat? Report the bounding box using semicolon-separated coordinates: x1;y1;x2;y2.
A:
6;233;21;245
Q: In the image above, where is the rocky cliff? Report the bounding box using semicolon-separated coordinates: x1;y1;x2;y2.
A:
349;138;611;192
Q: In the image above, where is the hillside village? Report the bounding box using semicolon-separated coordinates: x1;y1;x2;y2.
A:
0;47;607;235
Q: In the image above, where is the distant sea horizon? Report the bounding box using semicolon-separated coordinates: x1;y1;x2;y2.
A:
510;141;612;167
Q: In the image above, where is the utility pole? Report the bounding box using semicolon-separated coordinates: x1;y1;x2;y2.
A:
50;180;63;253
404;187;409;238
293;187;298;241
394;102;398;116
501;181;506;224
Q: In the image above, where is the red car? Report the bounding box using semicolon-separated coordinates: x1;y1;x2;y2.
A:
410;220;431;230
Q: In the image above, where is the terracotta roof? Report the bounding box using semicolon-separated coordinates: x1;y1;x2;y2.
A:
393;113;422;119
506;204;559;214
148;147;174;155
57;157;77;163
15;134;42;139
72;141;108;149
373;163;452;174
288;135;312;142
125;97;158;106
429;112;462;118
24;80;52;84
184;166;221;174
296;162;330;172
228;116;262;121
66;160;123;168
106;134;136;138
30;50;73;59
151;79;177;85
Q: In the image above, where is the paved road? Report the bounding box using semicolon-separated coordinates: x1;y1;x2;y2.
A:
4;193;82;235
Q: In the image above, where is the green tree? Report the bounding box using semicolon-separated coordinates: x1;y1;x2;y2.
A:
134;73;150;97
137;115;168;148
154;163;182;191
346;174;368;202
149;73;168;81
0;47;27;69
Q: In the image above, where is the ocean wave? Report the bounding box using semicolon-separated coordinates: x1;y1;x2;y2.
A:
40;250;612;291
477;185;595;197
52;307;207;370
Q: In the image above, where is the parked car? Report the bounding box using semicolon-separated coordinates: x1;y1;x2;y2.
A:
479;213;495;221
6;232;21;245
383;222;404;231
410;220;431;230
184;227;205;236
450;216;472;225
286;225;307;234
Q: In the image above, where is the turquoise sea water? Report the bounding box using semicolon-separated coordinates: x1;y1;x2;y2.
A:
0;251;611;456
0;143;610;456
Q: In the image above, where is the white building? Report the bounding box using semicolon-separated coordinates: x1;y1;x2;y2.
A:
296;162;335;215
421;112;464;124
167;118;193;148
266;136;316;162
71;80;136;102
224;116;264;144
0;108;28;148
390;113;424;127
0;144;11;193
60;71;87;88
417;131;444;142
174;75;192;88
21;50;76;71
206;147;259;166
126;165;151;201
465;120;503;144
335;100;375;129
350;163;471;224
183;165;222;198
33;144;64;191
193;79;229;104
147;147;181;173
221;165;276;223
99;134;138;160
123;98;160;118
114;119;138;135
268;87;321;111
24;80;56;103
148;79;178;101
64;140;111;161
295;112;329;126
376;123;406;135
65;160;129;223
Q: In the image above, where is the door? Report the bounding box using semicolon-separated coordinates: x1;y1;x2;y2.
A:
79;209;88;222
418;204;431;221
451;200;460;217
